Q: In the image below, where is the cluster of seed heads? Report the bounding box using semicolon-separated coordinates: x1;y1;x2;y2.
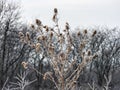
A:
19;8;98;90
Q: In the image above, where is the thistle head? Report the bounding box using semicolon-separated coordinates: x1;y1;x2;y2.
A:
77;31;80;36
92;30;97;37
35;43;41;52
54;8;58;14
21;62;28;69
65;22;70;30
36;19;42;26
84;29;87;34
19;32;24;37
31;24;35;29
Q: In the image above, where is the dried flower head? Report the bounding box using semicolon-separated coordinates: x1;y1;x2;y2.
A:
60;33;62;36
19;32;24;42
43;73;47;80
31;24;35;29
36;19;41;26
48;46;54;55
93;54;98;59
45;26;49;32
50;32;53;38
51;28;54;31
26;32;30;42
37;36;41;41
85;56;90;63
63;29;66;32
67;46;71;53
42;36;46;41
84;29;87;34
19;32;24;37
54;8;58;14
65;22;70;30
35;43;41;52
77;31;80;36
21;62;28;69
82;52;85;57
59;52;66;61
52;14;57;22
43;72;53;80
31;44;35;48
87;50;91;56
80;43;85;49
92;30;97;37
43;25;46;28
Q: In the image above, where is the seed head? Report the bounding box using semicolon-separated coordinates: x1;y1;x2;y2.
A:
80;43;85;49
43;25;49;32
19;32;24;42
25;32;30;42
63;29;66;32
26;32;30;38
84;29;87;34
43;73;47;80
92;30;97;37
37;36;41;41
35;43;41;52
42;36;46;41
21;62;28;69
50;32;53;38
77;31;80;36
67;46;71;53
82;52;85;57
36;19;41;26
52;14;56;22
43;25;47;28
51;28;54;31
43;72;53;80
93;54;98;59
60;33;62;36
31;44;35;48
87;50;91;56
59;52;66;61
65;22;70;30
48;46;54;54
19;32;24;37
45;26;49;32
31;24;35;29
54;8;58;14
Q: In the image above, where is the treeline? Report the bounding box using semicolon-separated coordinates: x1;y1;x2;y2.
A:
0;0;120;90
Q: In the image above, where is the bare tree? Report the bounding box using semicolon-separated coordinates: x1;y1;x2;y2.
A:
89;27;120;87
2;70;36;90
0;0;31;89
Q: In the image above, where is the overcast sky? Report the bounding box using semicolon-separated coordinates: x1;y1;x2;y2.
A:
20;0;120;28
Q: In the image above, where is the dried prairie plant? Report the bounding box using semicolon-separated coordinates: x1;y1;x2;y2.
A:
88;82;96;90
103;73;112;90
9;71;36;90
19;32;24;42
19;8;98;90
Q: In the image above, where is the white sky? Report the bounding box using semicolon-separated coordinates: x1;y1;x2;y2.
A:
20;0;120;28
